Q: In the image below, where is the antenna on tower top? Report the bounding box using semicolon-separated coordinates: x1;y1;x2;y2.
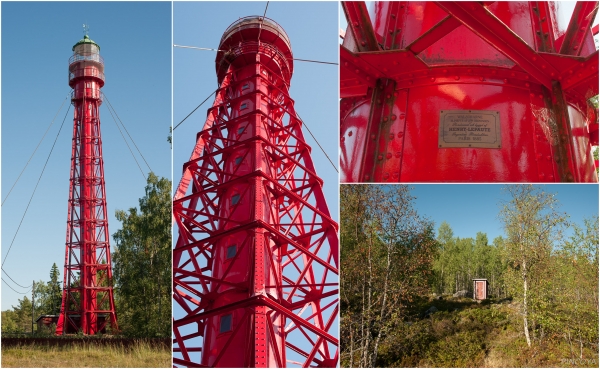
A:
83;23;89;37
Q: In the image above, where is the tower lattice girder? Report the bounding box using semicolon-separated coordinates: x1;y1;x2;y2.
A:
56;34;118;335
173;16;339;368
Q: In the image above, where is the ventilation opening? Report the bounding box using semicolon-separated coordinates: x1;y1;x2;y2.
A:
231;194;240;205
235;157;243;166
237;126;246;135
242;83;249;90
220;314;232;333
240;103;248;110
226;245;237;259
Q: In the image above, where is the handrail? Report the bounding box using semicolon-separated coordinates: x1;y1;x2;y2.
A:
69;67;105;84
69;53;104;66
220;16;291;50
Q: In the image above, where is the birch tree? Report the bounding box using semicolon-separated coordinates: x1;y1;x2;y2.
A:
499;185;567;347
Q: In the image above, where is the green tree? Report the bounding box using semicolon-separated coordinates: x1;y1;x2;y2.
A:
112;173;171;337
499;185;568;347
340;185;437;367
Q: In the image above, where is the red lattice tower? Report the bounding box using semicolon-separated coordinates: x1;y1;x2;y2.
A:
173;16;339;367
56;34;118;335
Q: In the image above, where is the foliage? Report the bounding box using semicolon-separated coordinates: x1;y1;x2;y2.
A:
500;185;568;347
432;223;506;297
340;185;437;367
2;296;33;334
112;173;171;338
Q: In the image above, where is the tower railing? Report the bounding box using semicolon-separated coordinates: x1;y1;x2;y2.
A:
69;68;105;84
69;53;104;66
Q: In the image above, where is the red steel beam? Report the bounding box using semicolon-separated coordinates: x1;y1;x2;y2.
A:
558;1;599;56
342;1;380;52
435;1;557;89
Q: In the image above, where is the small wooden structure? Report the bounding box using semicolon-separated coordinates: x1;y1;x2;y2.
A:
473;278;489;301
35;315;59;330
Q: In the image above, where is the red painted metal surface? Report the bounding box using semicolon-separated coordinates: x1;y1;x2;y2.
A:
172;16;339;367
56;35;118;335
341;1;599;182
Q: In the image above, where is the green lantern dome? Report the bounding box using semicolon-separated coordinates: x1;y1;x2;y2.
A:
72;35;100;51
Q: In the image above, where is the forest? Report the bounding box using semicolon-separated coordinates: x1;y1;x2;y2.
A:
341;184;598;367
1;173;171;338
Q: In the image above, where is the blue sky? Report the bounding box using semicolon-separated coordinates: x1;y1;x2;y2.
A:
410;184;599;242
1;1;171;310
172;1;339;365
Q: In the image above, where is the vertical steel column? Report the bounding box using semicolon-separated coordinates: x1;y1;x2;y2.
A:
173;16;339;367
56;34;118;335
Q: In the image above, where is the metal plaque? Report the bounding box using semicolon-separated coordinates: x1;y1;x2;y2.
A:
438;110;501;148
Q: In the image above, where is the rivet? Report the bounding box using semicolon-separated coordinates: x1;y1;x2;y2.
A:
443;69;448;73
525;75;529;80
393;60;398;65
394;92;398;97
344;62;348;67
430;77;435;82
378;154;384;160
480;76;485;81
384;173;390;180
391;115;397;120
364;175;370;181
530;93;535;97
511;72;515;77
468;68;472;73
371;134;376;140
355;69;359;74
353;22;359;26
393;172;399;179
546;155;551;161
386;94;391;99
348;131;353;137
542;65;546;69
397;132;404;138
389;133;394;140
573;45;579;50
395;152;401;158
539;94;543;99
532;56;537;61
504;79;508;83
455;76;460;80
409;80;413;85
341;136;345;142
536;154;542;159
386;153;392;159
383;68;388;72
389;29;393;34
526;83;530;87
383;116;389;122
491;70;497;75
361;41;366;46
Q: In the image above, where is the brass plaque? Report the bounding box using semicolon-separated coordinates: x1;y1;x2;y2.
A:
438;110;501;148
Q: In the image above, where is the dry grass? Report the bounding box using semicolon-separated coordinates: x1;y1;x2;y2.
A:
1;341;170;368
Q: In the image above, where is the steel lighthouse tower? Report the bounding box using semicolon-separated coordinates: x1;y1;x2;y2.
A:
173;16;339;367
56;32;118;335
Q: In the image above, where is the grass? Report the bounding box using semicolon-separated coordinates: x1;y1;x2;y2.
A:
1;340;171;368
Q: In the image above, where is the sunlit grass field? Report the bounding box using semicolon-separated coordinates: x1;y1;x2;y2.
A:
1;340;171;368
